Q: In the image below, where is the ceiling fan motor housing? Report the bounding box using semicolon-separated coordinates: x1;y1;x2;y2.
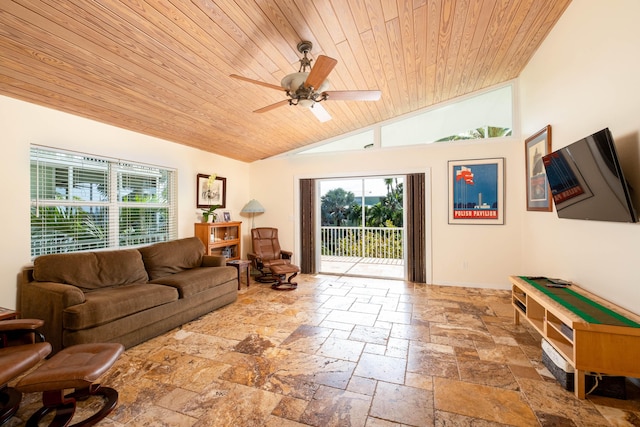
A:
230;39;379;119
297;41;313;54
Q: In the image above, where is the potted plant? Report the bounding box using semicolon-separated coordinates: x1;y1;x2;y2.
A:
201;204;221;223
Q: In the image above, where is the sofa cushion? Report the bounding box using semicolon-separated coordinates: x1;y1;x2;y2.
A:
150;266;237;298
138;237;205;280
63;283;179;330
33;250;149;290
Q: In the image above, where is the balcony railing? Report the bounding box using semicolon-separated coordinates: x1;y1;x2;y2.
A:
320;226;404;259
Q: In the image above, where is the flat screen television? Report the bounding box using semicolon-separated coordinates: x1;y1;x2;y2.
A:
542;128;637;223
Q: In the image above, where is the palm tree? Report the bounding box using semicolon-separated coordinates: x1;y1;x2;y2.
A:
321;188;355;226
346;202;362;226
366;180;403;227
436;126;512;141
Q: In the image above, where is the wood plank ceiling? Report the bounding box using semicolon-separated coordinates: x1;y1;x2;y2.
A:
0;0;571;163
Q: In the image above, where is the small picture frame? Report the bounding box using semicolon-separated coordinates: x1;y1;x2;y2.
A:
525;125;552;212
222;211;231;222
197;174;226;208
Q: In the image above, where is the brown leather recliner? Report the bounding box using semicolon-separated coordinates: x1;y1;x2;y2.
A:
0;319;51;424
247;227;293;283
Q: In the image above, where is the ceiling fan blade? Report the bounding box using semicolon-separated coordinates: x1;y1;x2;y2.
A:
309;102;332;122
230;74;284;92
322;90;382;101
304;55;337;90
254;99;289;113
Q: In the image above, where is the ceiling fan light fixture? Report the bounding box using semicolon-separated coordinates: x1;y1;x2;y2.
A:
281;73;330;94
298;98;314;108
281;72;308;92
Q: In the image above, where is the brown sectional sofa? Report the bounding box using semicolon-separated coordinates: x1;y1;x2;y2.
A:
20;237;238;353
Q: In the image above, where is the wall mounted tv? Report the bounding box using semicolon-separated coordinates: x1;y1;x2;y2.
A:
542;128;637;223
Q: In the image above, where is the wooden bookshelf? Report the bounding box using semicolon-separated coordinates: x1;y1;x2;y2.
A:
510;275;640;398
194;221;242;260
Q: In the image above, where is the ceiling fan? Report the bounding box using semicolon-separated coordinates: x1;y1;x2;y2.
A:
230;41;381;122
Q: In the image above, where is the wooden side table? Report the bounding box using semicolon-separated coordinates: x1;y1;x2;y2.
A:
0;307;20;347
0;307;18;321
226;260;251;290
510;275;640;398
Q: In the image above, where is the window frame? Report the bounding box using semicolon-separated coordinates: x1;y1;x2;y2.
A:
30;145;177;256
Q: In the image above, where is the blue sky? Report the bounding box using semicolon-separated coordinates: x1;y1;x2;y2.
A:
452;163;498;205
320;177;402;198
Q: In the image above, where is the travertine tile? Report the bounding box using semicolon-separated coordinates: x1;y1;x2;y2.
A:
347;375;377;396
10;275;639;427
434;411;507;426
128;405;198;426
518;378;612;426
324;309;378;327
270;395;308;422
354;352;407;384
407;341;458;379
280;324;332;354
317;336;365;362
349;325;390;345
457;359;519;390
299;385;371;427
434;377;537;426
321;295;357;310
474;341;532;367
370;381;434;426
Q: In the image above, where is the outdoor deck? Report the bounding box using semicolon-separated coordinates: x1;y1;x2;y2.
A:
320;255;405;280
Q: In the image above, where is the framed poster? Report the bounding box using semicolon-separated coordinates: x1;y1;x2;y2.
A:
525;125;552;211
197;174;226;208
448;158;505;225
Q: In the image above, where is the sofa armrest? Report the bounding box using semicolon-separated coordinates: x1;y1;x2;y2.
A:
19;280;86;353
21;281;86;307
201;255;226;267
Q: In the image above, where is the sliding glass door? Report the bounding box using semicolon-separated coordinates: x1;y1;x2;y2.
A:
317;176;405;279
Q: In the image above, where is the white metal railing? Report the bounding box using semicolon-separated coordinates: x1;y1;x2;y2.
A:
320;226;404;259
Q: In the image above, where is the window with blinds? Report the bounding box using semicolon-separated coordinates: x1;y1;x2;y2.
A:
30;146;177;257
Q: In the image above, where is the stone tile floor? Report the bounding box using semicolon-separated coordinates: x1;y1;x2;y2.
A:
9;274;640;426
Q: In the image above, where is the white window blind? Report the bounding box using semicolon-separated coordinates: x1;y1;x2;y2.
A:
30;146;177;256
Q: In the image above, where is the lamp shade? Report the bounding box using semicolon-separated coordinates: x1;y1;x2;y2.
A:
241;199;265;214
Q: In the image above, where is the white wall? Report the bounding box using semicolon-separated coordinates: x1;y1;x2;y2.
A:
519;0;640;313
0;96;250;308
250;134;523;290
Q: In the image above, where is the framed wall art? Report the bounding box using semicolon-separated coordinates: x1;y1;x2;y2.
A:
448;158;505;225
197;174;226;208
525;125;552;211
